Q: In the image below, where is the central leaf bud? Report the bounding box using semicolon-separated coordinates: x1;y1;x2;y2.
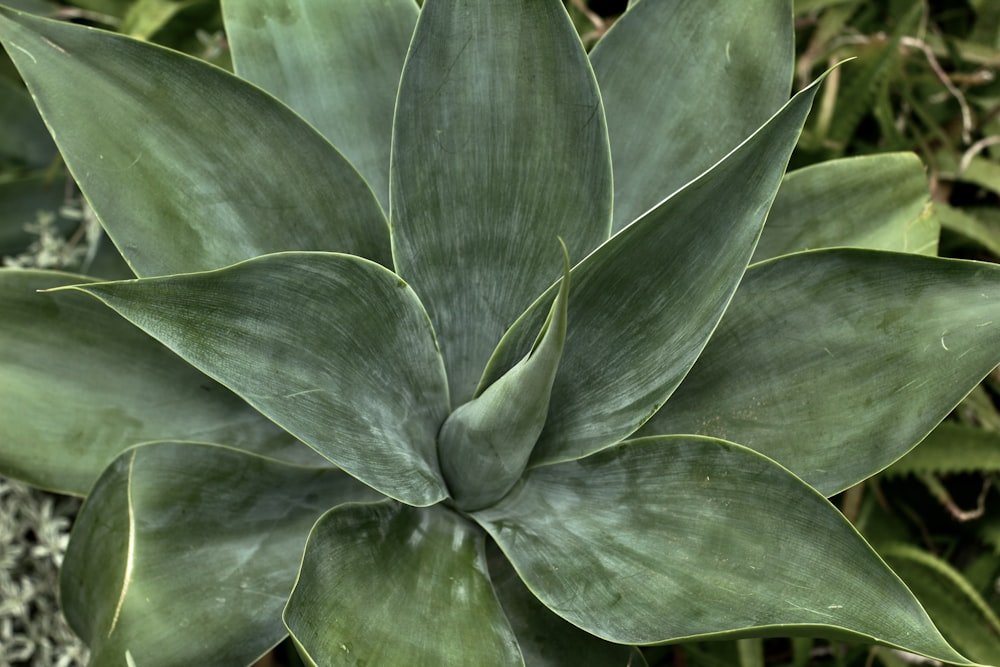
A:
437;245;571;511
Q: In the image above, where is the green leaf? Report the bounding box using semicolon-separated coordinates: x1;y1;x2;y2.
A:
439;246;570;511
0;269;317;495
483;76;825;467
590;0;794;232
880;544;1000;666
62;441;380;666
474;436;977;665
223;0;417;214
284;501;523;666
61;251;450;506
641;249;1000;496
0;7;390;276
754;153;938;262
486;543;637;667
390;0;613;404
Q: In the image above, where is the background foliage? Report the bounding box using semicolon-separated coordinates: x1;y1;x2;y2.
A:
1;0;998;665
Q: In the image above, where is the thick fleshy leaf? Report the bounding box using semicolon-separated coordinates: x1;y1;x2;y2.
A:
487;543;637;667
60;252;450;506
474;436;977;665
390;0;613;404
0;7;390;276
224;0;417;213
439;248;570;511
753;153;938;263
482;78;824;466
284;501;522;666
640;249;1000;496
0;269;318;495
591;0;793;233
62;442;380;666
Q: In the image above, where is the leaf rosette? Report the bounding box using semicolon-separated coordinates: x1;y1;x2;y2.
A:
1;1;998;666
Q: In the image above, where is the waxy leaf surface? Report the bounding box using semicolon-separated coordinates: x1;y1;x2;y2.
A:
754;153;938;262
64;252;450;506
0;7;390;276
285;501;522;666
591;0;793;232
439;249;570;510
484;78;823;465
642;249;1000;495
475;436;975;665
224;0;417;213
391;0;612;404
0;269;315;495
62;442;379;666
487;544;638;667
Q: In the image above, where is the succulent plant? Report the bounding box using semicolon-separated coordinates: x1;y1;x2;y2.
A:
2;1;999;665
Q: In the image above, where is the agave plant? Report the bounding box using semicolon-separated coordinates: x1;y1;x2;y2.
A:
2;1;1000;665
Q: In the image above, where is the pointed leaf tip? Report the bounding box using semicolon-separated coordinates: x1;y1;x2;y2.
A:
438;245;571;511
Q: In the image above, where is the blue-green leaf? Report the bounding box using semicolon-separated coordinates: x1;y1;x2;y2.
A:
640;249;1000;495
483;76;825;467
0;7;390;276
285;501;523;666
439;247;570;510
390;0;612;404
59;252;451;506
591;0;794;232
474;436;978;665
754;153;938;262
223;0;417;213
0;269;318;495
62;442;379;665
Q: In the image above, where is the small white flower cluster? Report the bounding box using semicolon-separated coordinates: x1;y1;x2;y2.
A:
2;201;100;271
0;476;88;667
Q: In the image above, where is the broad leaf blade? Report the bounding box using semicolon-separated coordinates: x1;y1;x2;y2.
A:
391;0;613;404
474;436;977;666
591;0;794;233
640;249;1000;496
754;153;938;262
483;77;824;466
284;501;523;667
62;442;379;666
439;249;571;511
0;269;316;495
0;7;390;276
62;252;450;506
224;0;417;214
487;543;637;667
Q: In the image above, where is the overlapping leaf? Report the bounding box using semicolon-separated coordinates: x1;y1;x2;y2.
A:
391;0;612;404
0;7;390;276
58;252;451;506
591;0;794;232
754;153;938;262
223;0;417;214
474;436;977;665
482;77;825;466
285;501;522;666
62;442;379;666
641;249;1000;495
0;269;318;495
